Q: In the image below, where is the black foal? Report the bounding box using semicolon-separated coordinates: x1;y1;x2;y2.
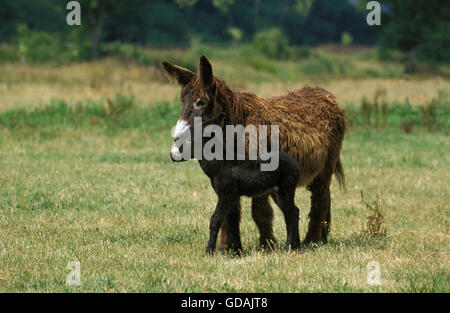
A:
185;113;301;255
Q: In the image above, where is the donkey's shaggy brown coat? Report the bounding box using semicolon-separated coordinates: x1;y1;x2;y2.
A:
162;55;346;248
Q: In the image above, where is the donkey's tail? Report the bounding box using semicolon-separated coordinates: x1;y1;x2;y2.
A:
334;158;346;190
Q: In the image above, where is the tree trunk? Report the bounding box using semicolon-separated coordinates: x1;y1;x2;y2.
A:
254;0;259;31
90;11;105;59
405;48;417;74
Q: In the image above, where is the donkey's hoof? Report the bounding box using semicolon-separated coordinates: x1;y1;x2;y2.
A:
205;246;216;256
232;248;242;257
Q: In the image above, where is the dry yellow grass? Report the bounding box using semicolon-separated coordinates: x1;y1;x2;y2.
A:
0;60;448;112
247;78;450;106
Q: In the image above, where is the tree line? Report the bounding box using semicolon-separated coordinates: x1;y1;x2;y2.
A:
0;0;448;64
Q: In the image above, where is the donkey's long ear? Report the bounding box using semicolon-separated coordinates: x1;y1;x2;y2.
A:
161;61;195;86
198;55;215;91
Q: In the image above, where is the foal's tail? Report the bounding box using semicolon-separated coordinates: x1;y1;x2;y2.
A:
334;158;345;190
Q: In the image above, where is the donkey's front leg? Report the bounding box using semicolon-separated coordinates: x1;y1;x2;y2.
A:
206;201;226;255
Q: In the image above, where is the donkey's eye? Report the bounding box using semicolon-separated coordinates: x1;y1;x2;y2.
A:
194;98;207;110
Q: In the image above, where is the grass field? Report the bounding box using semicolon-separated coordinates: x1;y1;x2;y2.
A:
0;51;449;292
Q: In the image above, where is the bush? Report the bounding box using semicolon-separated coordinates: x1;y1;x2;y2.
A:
292;46;311;59
103;41;197;72
300;52;353;77
341;32;353;46
252;28;291;60
417;22;450;63
13;24;89;64
0;44;18;63
102;42;143;62
16;24;61;63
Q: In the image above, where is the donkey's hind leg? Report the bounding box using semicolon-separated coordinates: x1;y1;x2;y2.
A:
304;169;332;245
219;201;241;252
251;195;277;250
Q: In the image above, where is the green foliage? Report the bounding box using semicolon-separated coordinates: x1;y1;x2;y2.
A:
227;27;243;45
252;28;291;60
417;21;450;63
79;0;134;17
300;51;353;76
102;41;197;71
343;90;450;132
341;32;353;46
294;0;315;17
212;0;235;13
359;89;389;130
381;0;450;63
1;90;448;137
16;24;64;63
174;0;198;7
0;94;182;135
105;93;136;122
293;46;311;59
0;0;66;42
419;90;450;131
0;0;380;58
6;24;90;64
0;44;18;63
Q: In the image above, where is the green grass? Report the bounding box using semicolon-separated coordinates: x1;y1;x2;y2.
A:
0;98;449;292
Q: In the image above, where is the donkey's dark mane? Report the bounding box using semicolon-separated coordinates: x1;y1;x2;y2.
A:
215;78;244;125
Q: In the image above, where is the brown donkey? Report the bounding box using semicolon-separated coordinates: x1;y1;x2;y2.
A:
162;55;346;248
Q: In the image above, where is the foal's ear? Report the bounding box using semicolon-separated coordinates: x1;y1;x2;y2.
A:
198;55;215;91
161;61;195;86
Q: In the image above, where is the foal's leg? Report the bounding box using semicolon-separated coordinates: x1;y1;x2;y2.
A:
251;195;277;250
226;200;243;256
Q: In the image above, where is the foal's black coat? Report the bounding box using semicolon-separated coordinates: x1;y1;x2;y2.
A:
186;113;301;255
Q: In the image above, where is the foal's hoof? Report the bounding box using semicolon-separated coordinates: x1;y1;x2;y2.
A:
259;238;277;252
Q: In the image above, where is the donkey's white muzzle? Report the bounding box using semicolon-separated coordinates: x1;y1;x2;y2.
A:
170;144;184;162
172;119;190;141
